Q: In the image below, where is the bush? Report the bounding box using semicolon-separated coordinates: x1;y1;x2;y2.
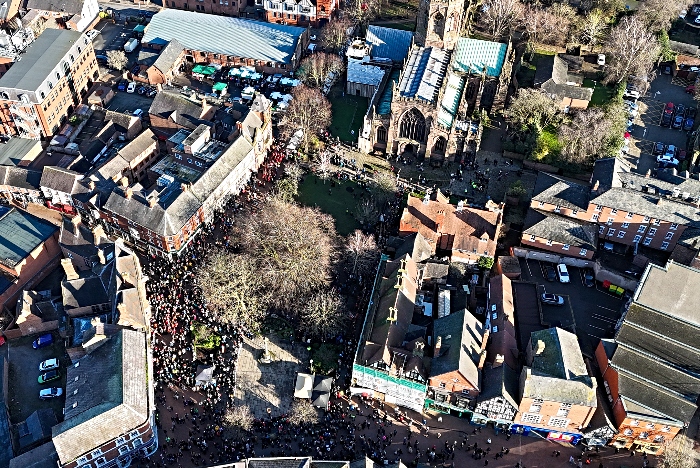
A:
507;180;527;197
311;343;341;374
477;256;494;270
192;322;221;350
532;128;561;162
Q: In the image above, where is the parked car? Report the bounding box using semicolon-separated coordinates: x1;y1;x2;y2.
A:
694;15;700;24
673;114;684;129
664;102;675;114
541;293;565;305
85;29;100;41
623;89;640;100
544;264;557;282
662;65;673;74
131;64;141;75
96;54;108;64
688;107;697;118
32;334;53;349
676;103;686;116
126;82;137;93
39;388;63;399
657;155;680;166
686;85;696;94
583;269;595;288
653;142;665;155
133;109;144;118
117;80;128;91
661;112;673;127
147;87;157;97
597;54;606;66
557;264;570;283
684;118;695;131
38;369;60;384
39;358;59;372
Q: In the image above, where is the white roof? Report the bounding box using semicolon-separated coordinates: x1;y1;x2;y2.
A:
347;58;385;86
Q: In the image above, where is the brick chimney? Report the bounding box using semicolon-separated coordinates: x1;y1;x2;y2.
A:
97;249;106;265
88;180;96;190
148;196;158;208
435;210;445;232
434;336;442;357
535;339;546;355
61;258;79;281
494;354;505;366
125;187;133;199
91;225;105;242
119;176;129;188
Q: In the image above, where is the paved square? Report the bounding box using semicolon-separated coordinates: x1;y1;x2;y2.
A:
233;335;308;418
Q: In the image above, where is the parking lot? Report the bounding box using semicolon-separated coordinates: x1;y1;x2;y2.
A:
628;73;696;175
518;258;625;357
106;88;154;114
92;20;132;55
7;334;66;424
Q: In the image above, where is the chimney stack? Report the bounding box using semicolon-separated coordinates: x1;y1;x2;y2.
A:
592;180;600;193
645;169;652;179
61;258;79;281
535;339;546;355
434;336;442;357
88;180;96;190
119;176;129;188
125;187;133;199
91;225;105;242
495;354;505;366
181;183;189;192
71;214;81;227
148;196;158;208
97;249;106;265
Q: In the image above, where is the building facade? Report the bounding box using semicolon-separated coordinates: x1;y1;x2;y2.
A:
0;29;98;139
264;0;336;27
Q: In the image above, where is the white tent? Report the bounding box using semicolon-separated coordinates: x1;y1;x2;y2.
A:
294;373;314;399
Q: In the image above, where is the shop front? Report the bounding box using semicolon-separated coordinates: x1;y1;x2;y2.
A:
510;424;582;445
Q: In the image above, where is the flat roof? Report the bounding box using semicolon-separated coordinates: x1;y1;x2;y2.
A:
0;29;82;92
0;206;58;268
142;9;305;64
635;261;700;327
0;138;41;166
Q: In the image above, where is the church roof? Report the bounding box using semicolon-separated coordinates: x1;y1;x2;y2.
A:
453;38;508;77
398;47;450;104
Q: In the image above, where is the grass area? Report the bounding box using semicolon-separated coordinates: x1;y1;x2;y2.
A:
373;21;415;31
297;174;362;236
327;85;369;142
583;78;615;106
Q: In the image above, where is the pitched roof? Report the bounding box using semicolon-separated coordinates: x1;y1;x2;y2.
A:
0;206;57;268
590;188;700;226
453;38;508;77
634;262;700;328
366;25;413;63
0;166;41;190
142;9;305;64
486;275;518;369
535;55;592;102
398;46;450;104
477;362;519;409
431;309;484;388
58;219;111;266
617;169;700;202
616;370;697;423
0;29;81;92
531;172;590;210
523;208;598;250
8;441;58;468
39;166;84;194
61;275;110;312
117;128;157;162
0;138;42;167
248;458;310;468
52;329;149;464
23;0;84;14
347;58;385;86
152;39;185;73
148;90;212;130
529;327;589;381
590;157;631;193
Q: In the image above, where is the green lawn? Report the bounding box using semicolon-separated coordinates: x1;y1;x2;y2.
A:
297;174;362;236
327;85;369;143
583;78;614;106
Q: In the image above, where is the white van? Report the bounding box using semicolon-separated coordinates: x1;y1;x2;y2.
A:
557;264;570;283
124;38;138;53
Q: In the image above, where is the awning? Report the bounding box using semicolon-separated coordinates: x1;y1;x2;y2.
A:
213;82;228;92
294;373;314;399
192;65;216;76
133;24;146;33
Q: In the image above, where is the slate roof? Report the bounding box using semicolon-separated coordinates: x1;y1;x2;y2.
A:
347;58;385;86
486;275;518;369
531;172;590;210
39;166;84;194
366;25;413;63
0;166;41;190
431;309;484;388
247;458;310;468
477;362;519;409
0;30;81;92
149;90;213;130
142;10;305;64
0;138;42;167
8;441;58;468
398;47;450;104
0;206;57;268
118;129;157;162
23;0;84;14
15;408;56;451
617;169;700;201
590;188;700;226
152;39;185;73
104;136;253;236
590;157;630;193
535;55;592;103
523;209;597;250
453;38;508;77
52;329;149;464
137;48;160;67
634;262;700;328
615;369;697;423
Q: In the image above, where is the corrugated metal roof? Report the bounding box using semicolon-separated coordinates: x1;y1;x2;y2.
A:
366;25;413;63
453;38;507;77
142;9;306;64
437;73;465;128
398;47;449;104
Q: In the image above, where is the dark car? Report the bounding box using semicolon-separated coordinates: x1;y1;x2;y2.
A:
95;54;108;64
117;80;128;91
664;102;675;115
541;293;565;306
583;269;595;288
652;142;665;155
688;107;697;119
131;64;140;75
32;334;53;349
673;114;684;129
137;86;147;95
661;112;673;127
38;369;60;384
676;103;686;117
544;265;557;282
677;148;688;160
685;118;695;131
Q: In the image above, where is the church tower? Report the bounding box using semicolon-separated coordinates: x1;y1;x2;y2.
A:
415;0;467;50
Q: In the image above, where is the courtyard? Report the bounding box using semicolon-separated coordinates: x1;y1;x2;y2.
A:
296;174;363;236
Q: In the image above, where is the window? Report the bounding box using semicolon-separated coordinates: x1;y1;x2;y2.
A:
529;399;543;413
653;219;661;226
554;205;561;213
579;248;587;256
630;420;639;426
624;429;634;436
648;228;657;236
195;161;203;167
654;435;665;443
622;222;629;228
546;239;553;246
538;201;544;207
646;423;655;429
557;403;572;417
661;242;669;250
599;225;605;234
643;216;650;222
175;154;182;160
639;432;649;439
670;223;678;230
611;208;618;214
572;209;579;215
633;235;642;243
118;445;129;455
637;225;646;233
662;426;671;433
665;232;674;240
595;204;602;211
592;214;600;221
439;382;446;388
643;237;652;245
607;228;615;237
562;244;569;250
461;389;469;395
521;413;542;423
607;217;615;225
617;231;626;238
548;417;569;428
187;158;193;163
47;81;53;89
626;212;634;219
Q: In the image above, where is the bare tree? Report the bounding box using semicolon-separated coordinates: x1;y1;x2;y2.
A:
354;197;380;227
280;86;332;153
107;50;128;71
523;4;573;47
603;15;660;85
198;251;269;333
302;288;346;338
345;230;379;276
284;162;304;181
297;52;345;89
575;9;608;48
236;198;338;310
638;0;687;33
479;0;523;39
288;400;320;425
507;88;561;132
313;151;334;183
319;17;354;53
558;105;626;164
658;435;697;468
223;405;254;437
346;0;381;30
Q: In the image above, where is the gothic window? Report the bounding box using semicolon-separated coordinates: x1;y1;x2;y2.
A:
432;12;445;39
399;108;426;142
446;13;455;32
376;126;387;143
433;136;447;153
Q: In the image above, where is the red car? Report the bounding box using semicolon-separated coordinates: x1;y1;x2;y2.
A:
664;102;675;115
686;85;695;94
677;148;688;161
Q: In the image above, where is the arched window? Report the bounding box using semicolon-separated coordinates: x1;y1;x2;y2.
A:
433;136;447;153
399;108;426;142
432;12;445;39
446;13;455;32
376;126;387;143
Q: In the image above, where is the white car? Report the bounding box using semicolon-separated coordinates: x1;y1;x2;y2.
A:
39;387;63;399
39;358;59;371
597;54;606;66
623;90;640;100
557;264;570;283
126;82;137;93
85;29;100;41
657;155;679;166
695;15;700;24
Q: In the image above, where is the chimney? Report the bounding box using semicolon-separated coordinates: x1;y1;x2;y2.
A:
119;176;129;188
435;210;445;232
535;339;546;355
71;215;81;232
656;197;663;205
495;354;505;366
413;341;425;358
125;187;133;199
477;349;488;370
61;258;79;281
592;180;599;193
181;183;189;192
148;197;158;208
434;336;442;357
91;225;105;242
645;169;651;179
88;180;96;190
97;249;106;265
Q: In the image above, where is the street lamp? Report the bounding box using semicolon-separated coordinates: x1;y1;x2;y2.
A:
654;91;661;99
